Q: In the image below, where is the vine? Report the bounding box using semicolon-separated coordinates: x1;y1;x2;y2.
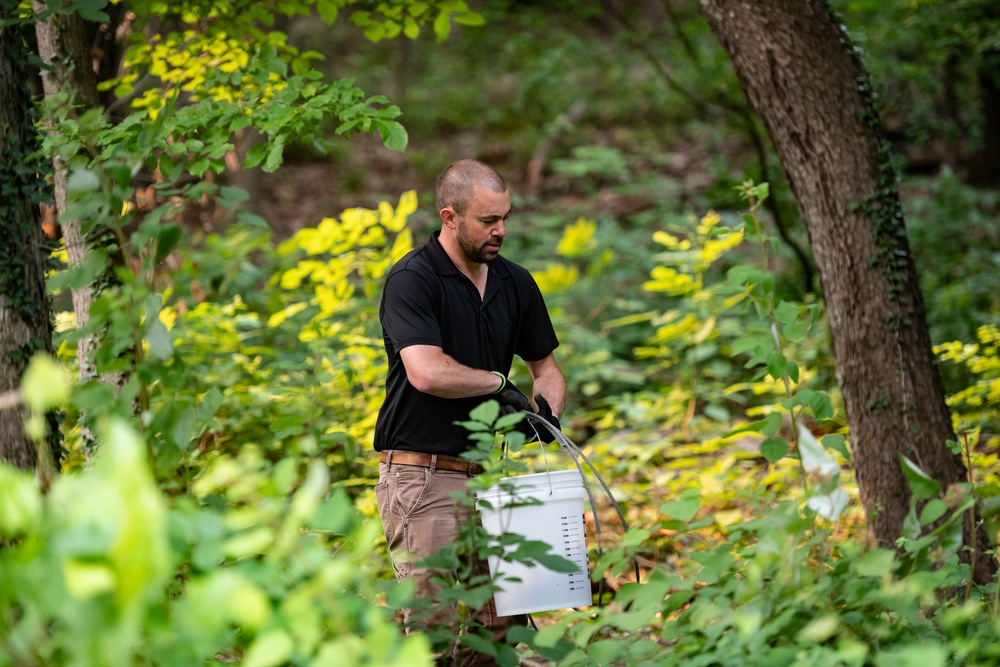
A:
830;7;923;468
0;13;62;464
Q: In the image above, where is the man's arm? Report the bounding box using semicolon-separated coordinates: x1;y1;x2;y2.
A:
399;345;504;398
525;354;566;417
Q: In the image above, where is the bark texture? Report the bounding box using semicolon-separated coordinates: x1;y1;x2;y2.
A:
34;2;101;384
699;0;996;583
0;11;55;469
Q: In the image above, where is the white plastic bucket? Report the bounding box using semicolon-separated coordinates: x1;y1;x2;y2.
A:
475;469;591;616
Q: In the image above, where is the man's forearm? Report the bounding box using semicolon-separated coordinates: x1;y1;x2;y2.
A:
526;355;566;417
400;344;504;398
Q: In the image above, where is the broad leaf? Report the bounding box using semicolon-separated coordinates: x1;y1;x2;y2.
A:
761;436;789;463
900;455;941;500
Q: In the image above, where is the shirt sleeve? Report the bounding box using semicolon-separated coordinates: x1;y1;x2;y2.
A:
380;269;443;352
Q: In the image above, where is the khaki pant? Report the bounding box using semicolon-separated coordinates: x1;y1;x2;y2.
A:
376;457;526;667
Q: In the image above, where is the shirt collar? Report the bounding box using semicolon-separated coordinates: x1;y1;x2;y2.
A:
426;230;512;281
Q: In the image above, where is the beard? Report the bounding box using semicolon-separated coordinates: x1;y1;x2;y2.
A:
456;221;502;264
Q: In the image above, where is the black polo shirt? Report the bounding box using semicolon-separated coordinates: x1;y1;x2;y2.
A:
373;231;559;456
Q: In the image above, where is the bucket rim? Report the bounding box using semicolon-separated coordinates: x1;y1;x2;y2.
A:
475;468;584;500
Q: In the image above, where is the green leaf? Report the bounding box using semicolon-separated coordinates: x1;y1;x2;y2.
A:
761;436;789;463
189;158;210;177
74;0;110;23
920;498;948;526
459;632;497;658
377;119;409;151
731;335;766;356
172;406;197;450
873;644;947;667
66;168;101;197
622;526;652;549
230;113;252;132
146;318;173;361
403;15;420;38
469;400;500;425
691;547;733;584
72;381;116;411
155;223;182;261
532;552;583;574
761;273;775;294
309;488;359;534
783;321;807;341
822;434;851;462
724;411;782;438
454;420;490;432
585;640;626;665
514;540;580;573
786;361;800;383
495;411;525;430
433;10;452;40
316;0;340;23
853;548;896;577
659;488;701;522
727;264;757;287
775;300;799;324
63;561;115;598
218;186;249;207
21;354;70;413
159;152;175;176
0;464;42;536
797;615;839;644
809;391;834;420
900;455;941;500
47;247;109;291
766;351;787;380
787;389;834;420
270;414;305;437
197;387;224;423
263;137;286;172
363;22;386;41
243;629;294;667
934;503;968;557
236;210;270;229
454;11;486;26
244;143;268;169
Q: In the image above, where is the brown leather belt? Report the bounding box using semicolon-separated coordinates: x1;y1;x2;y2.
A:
379;450;484;475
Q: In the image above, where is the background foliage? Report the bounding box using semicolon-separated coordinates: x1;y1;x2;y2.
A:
2;0;999;665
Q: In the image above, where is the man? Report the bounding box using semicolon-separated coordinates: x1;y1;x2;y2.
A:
374;159;566;666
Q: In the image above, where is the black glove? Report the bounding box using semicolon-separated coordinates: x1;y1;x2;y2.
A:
532;394;561;444
500;392;561;444
496;380;532;413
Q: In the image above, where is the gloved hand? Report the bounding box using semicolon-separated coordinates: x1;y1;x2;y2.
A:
499;392;561;444
496;380;532;413
532;394;561;443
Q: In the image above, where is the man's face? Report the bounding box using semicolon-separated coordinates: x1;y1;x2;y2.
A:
454;187;511;264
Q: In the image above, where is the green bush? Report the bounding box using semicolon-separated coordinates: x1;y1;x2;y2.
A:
0;404;431;666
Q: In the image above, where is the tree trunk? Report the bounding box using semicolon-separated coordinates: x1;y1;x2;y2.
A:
34;3;130;457
34;2;100;384
699;0;997;584
0;10;56;469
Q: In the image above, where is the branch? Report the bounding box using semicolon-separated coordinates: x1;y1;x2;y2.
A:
525;100;587;199
0;389;22;412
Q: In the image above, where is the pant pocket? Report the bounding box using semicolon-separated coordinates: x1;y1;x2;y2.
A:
389;465;432;520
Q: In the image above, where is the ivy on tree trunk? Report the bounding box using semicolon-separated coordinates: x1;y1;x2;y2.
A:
699;0;997;584
0;8;59;470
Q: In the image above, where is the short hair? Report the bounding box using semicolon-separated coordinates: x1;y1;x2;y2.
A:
435;159;508;216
